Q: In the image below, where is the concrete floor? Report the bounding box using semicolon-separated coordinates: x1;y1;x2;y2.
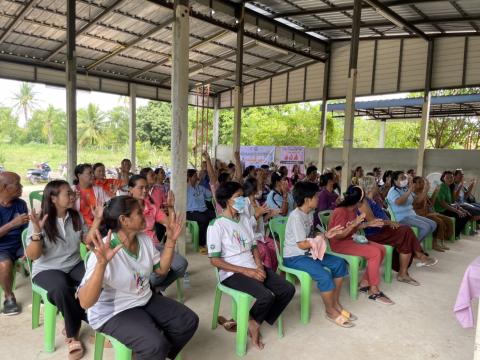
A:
1;233;478;360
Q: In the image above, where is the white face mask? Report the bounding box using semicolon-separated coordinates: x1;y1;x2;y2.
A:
399;179;408;188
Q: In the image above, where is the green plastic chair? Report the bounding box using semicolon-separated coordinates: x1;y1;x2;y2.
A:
211;268;283;357
29;190;44;210
94;331;183;360
21;229;58;353
463;220;477;236
384;200;433;251
269;216;313;324
186;220;200;252
318;211;394;299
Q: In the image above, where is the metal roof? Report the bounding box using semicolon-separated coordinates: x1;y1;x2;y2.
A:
327;94;480;119
0;0;478;100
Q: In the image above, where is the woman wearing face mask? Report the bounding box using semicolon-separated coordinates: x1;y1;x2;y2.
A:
329;186;394;305
386;171;437;244
207;182;295;350
266;172;295;217
434;171;471;238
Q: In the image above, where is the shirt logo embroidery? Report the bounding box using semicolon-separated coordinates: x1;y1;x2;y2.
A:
233;230;248;249
133;271;148;294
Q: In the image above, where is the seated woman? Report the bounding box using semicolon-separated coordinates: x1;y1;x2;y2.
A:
358;177;437;284
78;196;198;360
26;180;87;359
434;171;471;238
186;169;216;254
126;175;188;293
290;164;305;186
73;163;110;228
412;177;453;251
154;167;170;194
453;169;480;221
93;163;122;198
284;182;355;328
243;177;278;271
266;172;295;217
329;186;394;305
386;171;437;244
208;182;295;350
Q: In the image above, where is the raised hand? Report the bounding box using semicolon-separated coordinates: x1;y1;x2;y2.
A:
29;209;48;232
254;203;269;219
93;201;104;220
91;230;122;266
325;225;344;239
353;213;366;226
166;190;175;209
166;212;184;243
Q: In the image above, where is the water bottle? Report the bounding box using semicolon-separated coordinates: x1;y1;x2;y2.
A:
183;271;190;288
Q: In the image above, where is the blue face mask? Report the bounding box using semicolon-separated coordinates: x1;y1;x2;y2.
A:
232;196;246;213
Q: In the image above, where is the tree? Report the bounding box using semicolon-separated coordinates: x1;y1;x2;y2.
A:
78;103;107;146
13;82;38;126
41;105;65;145
106;106;129;148
137;101;172;148
0;107;21;143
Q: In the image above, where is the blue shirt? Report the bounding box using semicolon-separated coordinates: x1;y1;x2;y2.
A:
363;197;389;236
266;190;294;216
386;187;416;222
0;198;28;252
187;184;212;212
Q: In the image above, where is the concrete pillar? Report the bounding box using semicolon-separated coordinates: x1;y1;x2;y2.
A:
341;0;361;192
171;0;189;257
318;54;330;172
417;93;431;176
66;0;77;184
129;83;136;171
379;120;386;148
416;40;434;177
212;97;220;159
232;3;244;153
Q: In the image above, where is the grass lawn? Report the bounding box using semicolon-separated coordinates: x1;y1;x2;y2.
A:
0;143;171;181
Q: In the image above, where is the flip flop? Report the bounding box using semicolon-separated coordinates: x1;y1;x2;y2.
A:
341;309;358;321
397;276;420;286
66;339;84;360
218;316;237;332
325;314;354;328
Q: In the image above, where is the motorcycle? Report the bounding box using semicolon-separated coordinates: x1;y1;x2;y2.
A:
26;162;52;185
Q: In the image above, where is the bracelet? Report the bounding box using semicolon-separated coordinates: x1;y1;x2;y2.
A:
31;235;43;242
32;231;42;237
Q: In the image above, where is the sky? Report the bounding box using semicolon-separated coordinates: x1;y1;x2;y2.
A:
0;78;148;126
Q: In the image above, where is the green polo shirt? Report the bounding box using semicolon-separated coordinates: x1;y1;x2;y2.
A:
434;183;452;213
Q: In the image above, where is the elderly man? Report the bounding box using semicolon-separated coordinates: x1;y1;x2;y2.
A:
0;172;29;315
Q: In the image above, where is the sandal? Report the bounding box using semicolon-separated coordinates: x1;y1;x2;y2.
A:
397;276;420;286
368;292;394;305
341;309;358;321
325;314;354;328
358;286;369;294
218;316;237;332
66;339;84;360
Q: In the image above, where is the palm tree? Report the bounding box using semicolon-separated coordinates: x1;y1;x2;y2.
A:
13;82;38;126
78;103;107;146
41;105;64;145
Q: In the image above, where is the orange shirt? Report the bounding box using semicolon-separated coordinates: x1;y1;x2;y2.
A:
95;179;123;198
79;187;97;226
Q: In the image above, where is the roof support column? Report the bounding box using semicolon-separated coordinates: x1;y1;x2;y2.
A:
66;0;77;184
171;0;189;257
212;97;220;159
379;120;386;148
318;53;330;172
232;3;245;153
129;84;137;171
341;0;362;192
416;40;434;177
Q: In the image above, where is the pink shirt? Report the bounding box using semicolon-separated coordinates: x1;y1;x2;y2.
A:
142;197;167;245
150;185;167;210
454;256;480;328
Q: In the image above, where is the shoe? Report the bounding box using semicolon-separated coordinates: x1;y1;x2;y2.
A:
3;297;19;316
416;257;438;268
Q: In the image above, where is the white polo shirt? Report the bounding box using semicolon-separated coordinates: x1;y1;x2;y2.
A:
79;232;160;329
207;215;257;282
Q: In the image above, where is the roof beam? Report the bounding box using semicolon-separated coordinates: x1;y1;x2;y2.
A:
0;0;36;44
307;15;480;32
147;0;327;62
44;0;126;62
273;0;445;18
362;0;429;40
86;15;174;71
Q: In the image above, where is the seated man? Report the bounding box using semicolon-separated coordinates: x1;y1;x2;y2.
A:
0;172;29;315
305;165;319;184
186;169;216;254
